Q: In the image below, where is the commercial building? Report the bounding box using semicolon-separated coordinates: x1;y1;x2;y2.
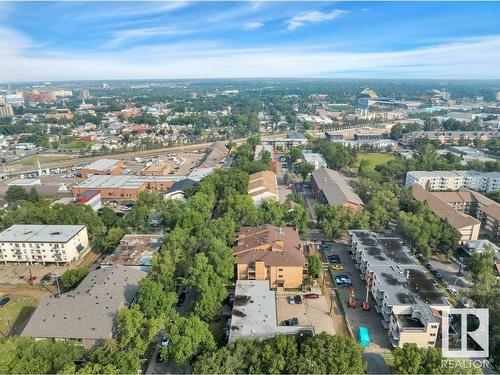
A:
228;280;314;343
349;230;449;348
401;131;498;145
248;170;278;206
233;225;306;289
405;170;500;192
411;185;481;242
311;167;363;211
81;159;124;178
0;225;89;265
22;265;146;349
72;174;181;199
75;190;101;211
261;132;308;149
1;93;24;106
0;104;14;116
141;163;173;176
101;234;163;270
301;150;327;170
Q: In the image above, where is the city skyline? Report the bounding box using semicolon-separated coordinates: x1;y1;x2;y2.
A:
1;1;500;82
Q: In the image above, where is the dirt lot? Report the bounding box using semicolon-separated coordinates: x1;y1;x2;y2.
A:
0;263;70;285
0;284;52;336
276;287;336;335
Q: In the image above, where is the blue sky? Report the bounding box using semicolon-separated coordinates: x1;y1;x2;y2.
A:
1;1;500;82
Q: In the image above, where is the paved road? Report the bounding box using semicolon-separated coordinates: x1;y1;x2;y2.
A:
428;256;471;291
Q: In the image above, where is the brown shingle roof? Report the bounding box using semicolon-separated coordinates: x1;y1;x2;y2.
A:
233;224;304;268
248;170;278;198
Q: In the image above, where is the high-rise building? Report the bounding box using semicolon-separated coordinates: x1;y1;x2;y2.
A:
81;89;90;99
0;104;14;116
496;92;500;102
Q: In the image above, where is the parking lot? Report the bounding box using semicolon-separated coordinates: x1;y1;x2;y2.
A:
276;287;336;335
0;263;69;285
324;242;392;374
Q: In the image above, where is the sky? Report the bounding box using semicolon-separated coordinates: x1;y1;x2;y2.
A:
1;1;500;82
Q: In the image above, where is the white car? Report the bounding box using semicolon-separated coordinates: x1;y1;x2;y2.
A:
446;287;458;296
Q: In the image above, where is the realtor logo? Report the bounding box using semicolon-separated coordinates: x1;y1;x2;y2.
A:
442;308;489;358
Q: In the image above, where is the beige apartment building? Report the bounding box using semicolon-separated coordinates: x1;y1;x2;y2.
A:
0;225;89;265
248;170;279;206
233;225;306;289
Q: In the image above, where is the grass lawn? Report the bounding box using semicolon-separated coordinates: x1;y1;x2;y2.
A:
357;152;395;171
11;153;75;166
0;296;36;336
58;141;93;150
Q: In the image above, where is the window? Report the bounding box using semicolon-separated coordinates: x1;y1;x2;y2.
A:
278;268;283;272
278;275;283;279
430;333;436;337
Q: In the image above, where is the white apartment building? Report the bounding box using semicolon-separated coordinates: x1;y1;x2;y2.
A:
405;170;500;192
301;150;327;170
349;231;449;348
0;225;89;265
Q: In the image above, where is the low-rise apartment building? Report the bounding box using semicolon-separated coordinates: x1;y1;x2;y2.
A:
311;167;363;211
233;225;306;289
22;265;146;349
301;150;327;170
101;234;163;270
401;131;498;145
411;185;481;242
248;170;278;206
0;225;89;265
349;230;449;348
405;170;500;192
261;131;308;149
81;159;124;178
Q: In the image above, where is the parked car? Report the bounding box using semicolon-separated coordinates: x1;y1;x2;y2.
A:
161;337;170;347
176;292;187;307
0;297;10;307
425;263;434;271
328;255;341;264
335;275;352;287
459;298;471;308
304;293;319;299
27;276;38;285
41;273;55;283
447;287;458;296
283;317;299;326
330;264;344;271
287;295;302;305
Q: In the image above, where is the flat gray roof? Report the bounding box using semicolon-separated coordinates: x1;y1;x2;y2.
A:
85;159;121;171
229;280;309;342
0;225;85;243
73;174;183;190
312;167;363;206
22;265;146;341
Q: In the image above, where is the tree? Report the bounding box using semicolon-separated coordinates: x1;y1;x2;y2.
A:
60;267;90;290
298;163;315;182
162;315;216;366
5;186;39;203
136;278;177;318
308;255;321;278
289;147;302;163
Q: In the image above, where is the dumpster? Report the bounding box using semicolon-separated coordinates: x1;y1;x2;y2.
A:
358;326;370;347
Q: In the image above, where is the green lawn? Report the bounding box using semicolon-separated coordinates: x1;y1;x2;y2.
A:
11;153;75;166
356;152;395;171
0;297;36;336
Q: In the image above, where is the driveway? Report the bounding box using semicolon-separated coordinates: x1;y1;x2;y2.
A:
428;256;471;291
325;242;392;374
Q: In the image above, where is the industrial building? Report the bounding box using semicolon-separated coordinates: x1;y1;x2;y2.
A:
22;265;146;349
0;225;89;265
75;190;101;211
140;162;173;176
81;159;124;178
349;230;449;348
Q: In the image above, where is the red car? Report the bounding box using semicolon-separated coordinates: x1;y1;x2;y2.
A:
304;293;320;299
27;276;38;285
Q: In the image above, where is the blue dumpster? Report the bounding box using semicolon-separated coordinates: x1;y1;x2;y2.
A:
358;326;370;348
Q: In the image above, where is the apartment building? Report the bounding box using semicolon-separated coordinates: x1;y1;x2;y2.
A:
429;189;500;240
301;150;327;170
405;170;500;193
101;234;163;270
233;225;306;289
248;170;279;206
349;230;449;348
0;225;89;265
22;265;146;349
261;131;308;149
411;185;481;242
0;104;14;116
311;167;363;211
81;159;124;178
401;131;498;145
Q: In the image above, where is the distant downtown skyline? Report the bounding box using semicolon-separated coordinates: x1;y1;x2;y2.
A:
1;1;500;82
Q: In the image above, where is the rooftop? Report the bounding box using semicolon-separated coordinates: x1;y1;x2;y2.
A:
248;170;278;198
84;159;121;171
311;167;363;206
0;224;85;243
73;174;182;190
101;234;163;267
22;265;147;341
228;280;311;342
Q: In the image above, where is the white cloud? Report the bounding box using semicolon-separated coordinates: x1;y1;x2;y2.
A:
287;10;346;30
242;22;264;31
2;27;500;82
